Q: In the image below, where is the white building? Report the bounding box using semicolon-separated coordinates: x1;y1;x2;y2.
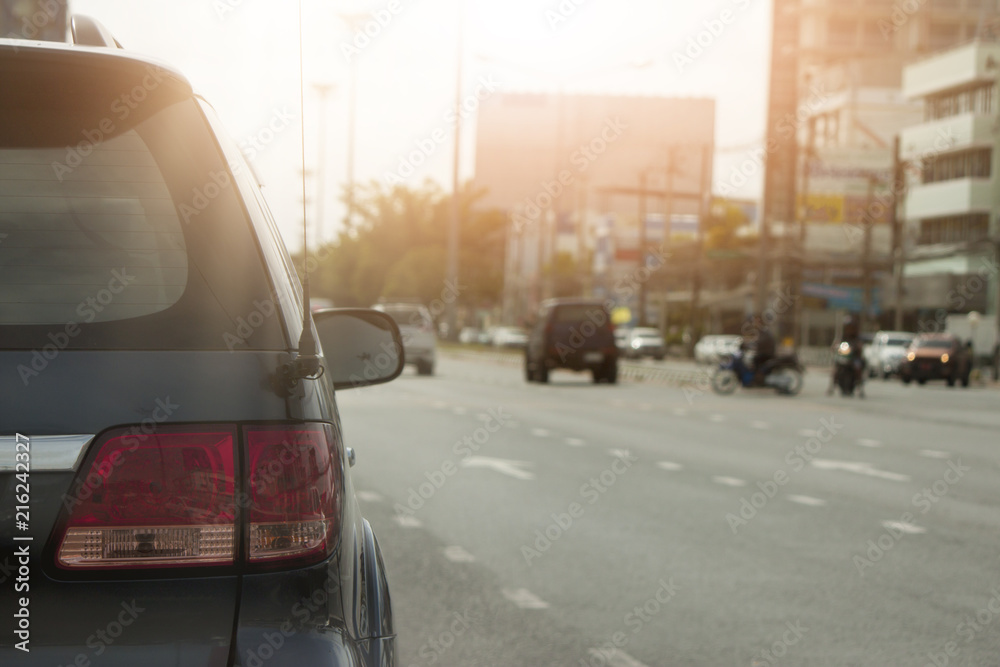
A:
899;40;1000;348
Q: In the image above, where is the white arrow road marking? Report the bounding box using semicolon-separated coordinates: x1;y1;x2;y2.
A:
712;476;747;487
587;648;650;667
394;515;422;528
882;520;926;535
750;421;770;430
810;459;910;482
565;438;585;447
531;428;550;438
657;461;683;471
857;438;882;448
356;491;383;503
443;546;476;563
787;494;826;507
920;449;950;459
502;588;549;609
460;456;535;481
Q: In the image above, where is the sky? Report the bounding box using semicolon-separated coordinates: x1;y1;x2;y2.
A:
70;0;773;252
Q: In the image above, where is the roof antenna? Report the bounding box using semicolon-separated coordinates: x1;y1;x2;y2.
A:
281;0;322;390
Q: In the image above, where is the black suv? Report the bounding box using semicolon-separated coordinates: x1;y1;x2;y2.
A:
524;298;618;384
1;21;402;666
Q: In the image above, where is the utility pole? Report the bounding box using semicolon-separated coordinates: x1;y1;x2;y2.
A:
638;170;648;326
861;174;876;331
445;1;465;341
890;135;906;331
688;144;711;349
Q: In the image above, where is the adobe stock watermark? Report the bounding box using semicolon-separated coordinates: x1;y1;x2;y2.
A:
16;268;137;386
752;619;809;666
384;75;501;185
673;0;754;73
725;416;843;534
511;116;628;233
922;584;1000;667
240;107;296;163
877;0;927;40
340;0;410;63
521;450;638;565
51;65;171;181
407;599;481;667
853;459;970;575
718;84;829;197
393;407;512;517
583;578;680;667
545;0;590;31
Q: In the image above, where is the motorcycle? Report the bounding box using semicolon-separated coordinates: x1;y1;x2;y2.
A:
832;341;864;397
711;349;804;396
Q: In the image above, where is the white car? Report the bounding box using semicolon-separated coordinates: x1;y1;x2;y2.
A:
865;331;916;379
492;326;529;348
694;335;742;364
374;303;437;375
624;327;666;360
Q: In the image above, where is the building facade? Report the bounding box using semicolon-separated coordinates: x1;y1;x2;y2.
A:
473;93;715;326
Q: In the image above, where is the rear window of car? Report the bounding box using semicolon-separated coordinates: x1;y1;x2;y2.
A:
0;53;285;351
915;339;953;349
887;337;913;346
383;306;429;328
552;304;606;323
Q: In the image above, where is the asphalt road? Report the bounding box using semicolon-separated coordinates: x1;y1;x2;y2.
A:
337;351;1000;667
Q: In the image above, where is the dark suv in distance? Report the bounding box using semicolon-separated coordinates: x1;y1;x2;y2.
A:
1;22;402;666
524;298;618;384
898;333;972;387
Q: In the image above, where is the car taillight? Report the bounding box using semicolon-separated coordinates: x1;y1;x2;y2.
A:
245;424;342;566
55;422;343;572
56;427;237;569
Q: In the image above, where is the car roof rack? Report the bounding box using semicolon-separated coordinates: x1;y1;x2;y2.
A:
70;15;123;49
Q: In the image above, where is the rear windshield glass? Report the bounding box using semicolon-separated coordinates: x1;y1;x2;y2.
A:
915;339;952;349
0;56;285;351
887;337;912;346
383;307;428;327
553;304;606;323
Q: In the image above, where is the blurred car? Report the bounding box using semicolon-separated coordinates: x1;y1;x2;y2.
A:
459;326;482;344
493;326;529;348
865;330;916;379
479;327;497;345
694;334;742;364
374;302;437;375
0;26;402;666
898;333;971;387
614;326;632;354
525;299;618;383
624;327;666;360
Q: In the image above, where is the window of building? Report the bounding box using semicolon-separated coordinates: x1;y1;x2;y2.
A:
922;147;993;182
925;82;997;120
918;213;989;245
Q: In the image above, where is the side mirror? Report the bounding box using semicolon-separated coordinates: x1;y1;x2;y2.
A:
314;308;404;390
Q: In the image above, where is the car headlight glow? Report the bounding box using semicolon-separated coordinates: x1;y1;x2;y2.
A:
941;353;949;363
907;352;915;361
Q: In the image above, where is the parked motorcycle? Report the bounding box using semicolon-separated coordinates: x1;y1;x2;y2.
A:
832;341;864;397
711;349;804;396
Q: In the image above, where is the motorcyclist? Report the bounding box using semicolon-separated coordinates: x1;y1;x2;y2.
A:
741;318;776;383
827;315;866;397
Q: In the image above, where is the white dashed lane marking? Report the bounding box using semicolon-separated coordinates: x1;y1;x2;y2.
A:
712;476;747;487
565;438;585;447
394;515;423;528
920;449;950;459
587;648;650;667
356;491;383;503
797;428;819;437
443;546;476;563
787;495;826;507
857;438;882;448
882;520;926;535
452;406;468;416
502;588;550;609
531;428;550;438
750;421;770;430
811;459;910;482
673;408;689;416
657;461;683;471
709;414;727;423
